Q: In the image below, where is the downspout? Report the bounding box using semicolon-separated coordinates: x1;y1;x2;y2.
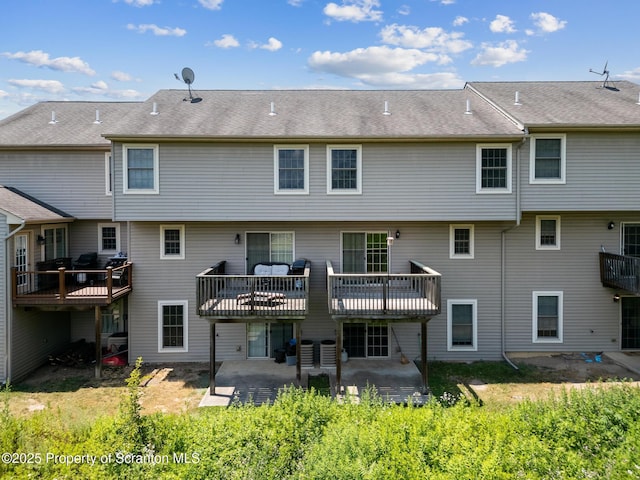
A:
501;132;528;369
3;221;26;384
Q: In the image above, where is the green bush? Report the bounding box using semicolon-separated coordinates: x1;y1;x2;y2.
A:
2;380;640;479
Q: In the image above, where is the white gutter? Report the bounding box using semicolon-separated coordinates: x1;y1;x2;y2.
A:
500;133;528;370
3;220;26;384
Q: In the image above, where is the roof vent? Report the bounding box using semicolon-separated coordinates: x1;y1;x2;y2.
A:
636;93;640;105
464;99;473;115
269;101;277;116
383;100;391;116
150;102;159;115
48;111;58;125
514;91;522;105
93;109;102;124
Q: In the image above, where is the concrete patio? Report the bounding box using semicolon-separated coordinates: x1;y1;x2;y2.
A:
199;358;428;407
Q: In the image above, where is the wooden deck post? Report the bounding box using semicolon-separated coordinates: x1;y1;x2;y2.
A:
421;320;428;393
336;320;342;391
95;306;102;379
209;322;216;395
295;323;301;382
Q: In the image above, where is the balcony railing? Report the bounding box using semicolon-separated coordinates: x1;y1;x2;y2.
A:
12;263;133;307
196;260;311;319
326;260;441;319
600;252;640;294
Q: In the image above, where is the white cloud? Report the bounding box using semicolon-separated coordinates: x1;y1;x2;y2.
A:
288;0;303;5
308;46;440;78
323;0;382;23
453;16;468;27
355;71;464;89
398;5;410;15
471;40;528;67
2;50;95;75
618;67;640;83
529;12;567;34
198;0;224;10
7;79;66;94
0;90;8;99
111;71;133;81
211;34;240;48
261;37;283;51
121;0;157;6
72;82;142;99
490;15;516;34
380;24;472;54
126;24;187;36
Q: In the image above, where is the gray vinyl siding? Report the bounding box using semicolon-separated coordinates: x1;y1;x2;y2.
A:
68;220;128;266
0;150;113;219
521;132;640;212
127;220;508;364
504;212;623;352
10;309;70;382
0;220;6;381
112;142;518;223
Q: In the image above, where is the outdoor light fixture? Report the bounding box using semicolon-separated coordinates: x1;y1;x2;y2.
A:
613;294;621;302
37;234;46;245
234;234;241;245
395;230;400;239
608;221;615;230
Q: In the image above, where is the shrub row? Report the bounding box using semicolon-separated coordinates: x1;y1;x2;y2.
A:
2;368;640;479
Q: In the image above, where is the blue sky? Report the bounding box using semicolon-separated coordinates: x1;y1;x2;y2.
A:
1;0;639;119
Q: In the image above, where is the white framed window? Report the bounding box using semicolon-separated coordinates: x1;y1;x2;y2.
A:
536;215;561;250
447;299;478;351
105;152;113;196
532;291;563;343
158;300;188;352
274;145;309;194
327;145;362;194
449;224;475;259
160;225;185;260
123;144;159;194
41;225;67;260
98;223;120;255
341;232;388;273
530;134;566;184
476;144;512;194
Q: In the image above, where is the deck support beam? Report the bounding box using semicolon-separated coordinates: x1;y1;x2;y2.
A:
421;320;428;393
209;322;216;395
336;320;343;391
95;306;102;379
296;323;301;382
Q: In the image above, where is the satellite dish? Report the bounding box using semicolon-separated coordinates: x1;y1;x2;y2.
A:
589;61;618;91
181;67;195;85
174;67;202;103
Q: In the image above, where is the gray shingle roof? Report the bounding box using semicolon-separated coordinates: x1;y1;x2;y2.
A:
102;89;525;140
466;81;640;129
0;186;74;224
0;101;141;147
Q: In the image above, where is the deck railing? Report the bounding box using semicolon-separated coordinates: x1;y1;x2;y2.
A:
196;261;310;318
11;263;133;307
326;260;441;318
600;252;640;294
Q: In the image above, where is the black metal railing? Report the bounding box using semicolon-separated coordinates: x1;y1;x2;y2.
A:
600;252;640;293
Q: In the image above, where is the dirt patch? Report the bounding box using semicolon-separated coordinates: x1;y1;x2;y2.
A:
514;352;636;383
6;354;639;418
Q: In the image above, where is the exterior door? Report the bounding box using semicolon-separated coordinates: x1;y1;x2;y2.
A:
43;225;67;260
622;297;640;350
246;232;294;273
247;322;293;358
14;233;30;293
342;232;388;273
343;322;389;358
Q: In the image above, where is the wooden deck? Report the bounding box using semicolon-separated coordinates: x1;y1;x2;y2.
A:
12;264;132;308
326;260;441;320
196;261;310;320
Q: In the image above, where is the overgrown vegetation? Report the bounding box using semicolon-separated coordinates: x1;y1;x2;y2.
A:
1;359;640;479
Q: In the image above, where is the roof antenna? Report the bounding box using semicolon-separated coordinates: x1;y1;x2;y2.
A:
174;67;203;103
589;61;618;91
